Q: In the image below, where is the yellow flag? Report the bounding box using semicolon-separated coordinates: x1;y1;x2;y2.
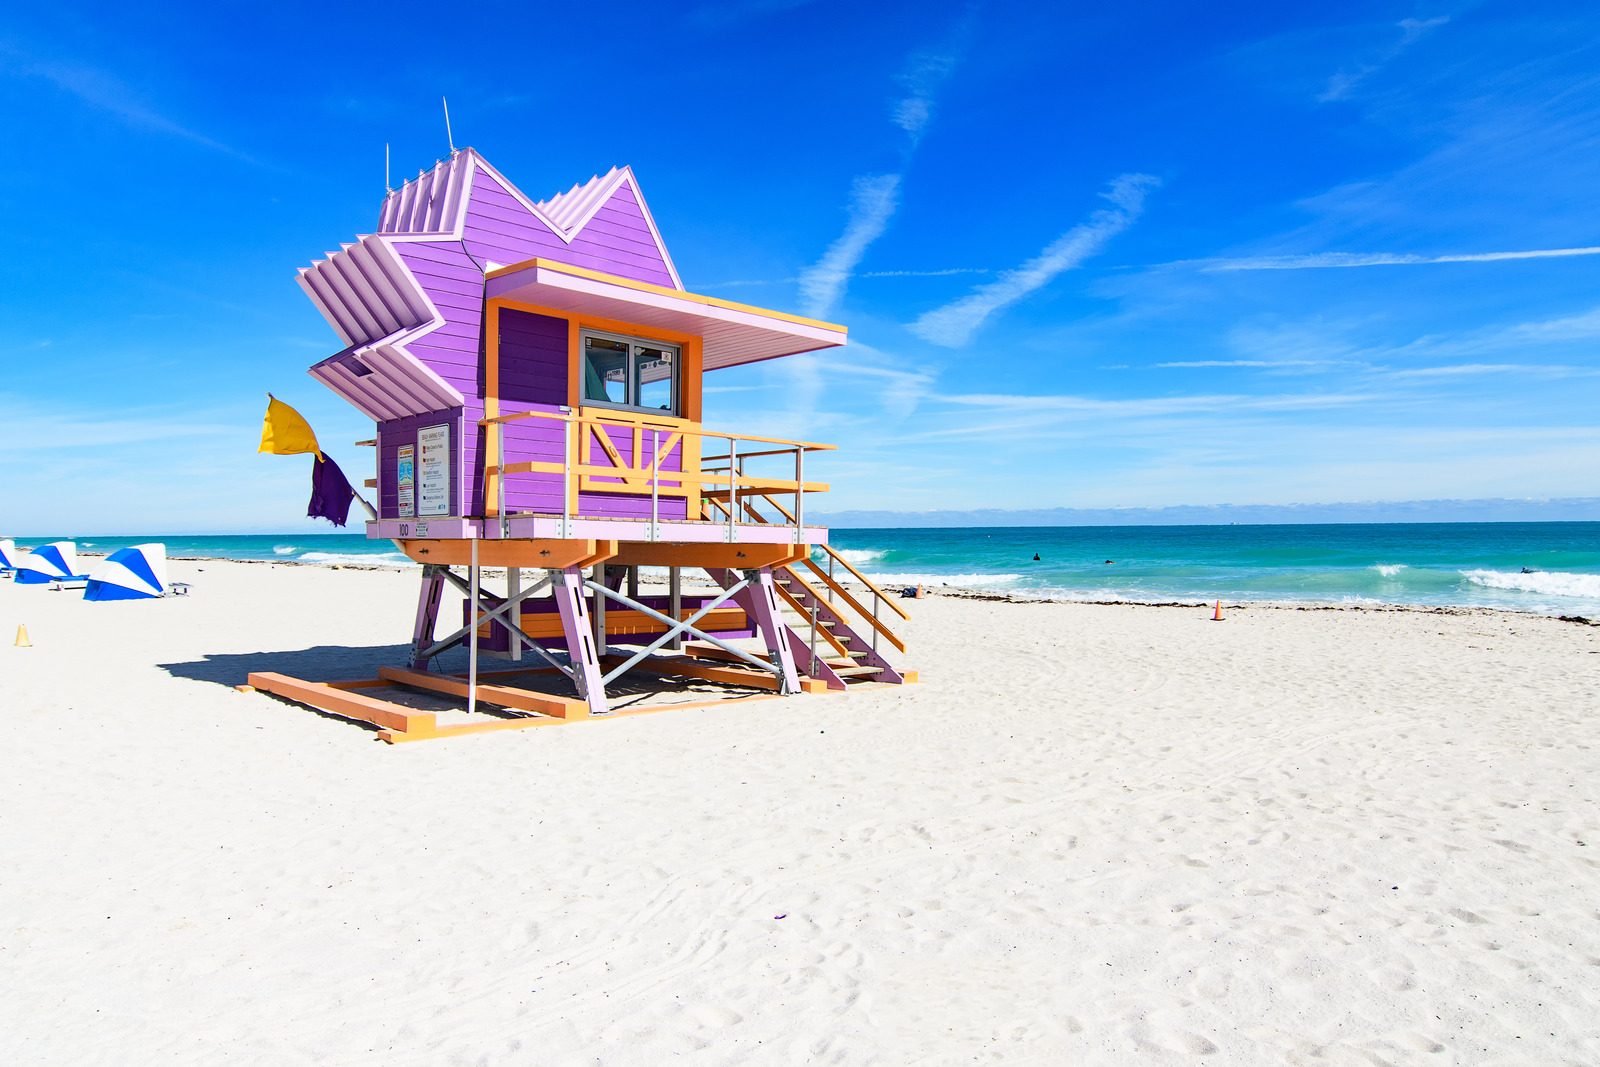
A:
258;396;323;459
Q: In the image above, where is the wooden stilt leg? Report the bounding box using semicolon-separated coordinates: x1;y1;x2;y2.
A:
668;566;682;652
552;566;608;716
508;566;522;663
710;567;800;695
410;564;446;669
592;563;608;657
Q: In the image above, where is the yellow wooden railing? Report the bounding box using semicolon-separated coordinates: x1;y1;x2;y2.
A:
479;407;834;539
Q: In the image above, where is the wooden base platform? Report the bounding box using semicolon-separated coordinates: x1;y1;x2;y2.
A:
245;654;832;743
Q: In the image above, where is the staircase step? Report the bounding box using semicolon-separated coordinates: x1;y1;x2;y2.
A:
825;663;882;679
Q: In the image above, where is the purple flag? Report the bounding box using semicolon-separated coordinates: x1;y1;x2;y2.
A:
308;454;356;527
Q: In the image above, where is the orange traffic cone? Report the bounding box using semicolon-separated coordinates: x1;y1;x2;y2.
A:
15;624;31;647
1212;600;1223;622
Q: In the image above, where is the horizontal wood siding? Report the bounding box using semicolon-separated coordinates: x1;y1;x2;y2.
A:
393;243;484;398
499;308;567;407
578;491;688;520
497;403;567;515
377;408;463;519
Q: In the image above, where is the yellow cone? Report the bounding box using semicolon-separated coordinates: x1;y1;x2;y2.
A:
15;624;31;647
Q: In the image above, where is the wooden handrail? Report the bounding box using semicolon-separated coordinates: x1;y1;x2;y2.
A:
480;407;836;452
770;576;853;659
793;558;908;652
487;460;827;496
747;493;910;621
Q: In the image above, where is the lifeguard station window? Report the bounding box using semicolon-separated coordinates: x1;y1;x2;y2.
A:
581;330;679;415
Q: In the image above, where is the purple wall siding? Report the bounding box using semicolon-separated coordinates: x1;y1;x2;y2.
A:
377;408;463;520
393;242;484;399
464;398;485;517
499;309;567;407
499;408;566;514
470;309;570;515
464;170;676;287
578;492;689;520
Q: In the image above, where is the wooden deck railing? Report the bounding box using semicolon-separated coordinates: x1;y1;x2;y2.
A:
479;407;834;540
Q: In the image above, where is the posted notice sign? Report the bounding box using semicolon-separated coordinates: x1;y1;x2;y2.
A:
418;423;451;517
396;444;415;518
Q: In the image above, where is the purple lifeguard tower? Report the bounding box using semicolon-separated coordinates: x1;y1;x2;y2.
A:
251;149;913;740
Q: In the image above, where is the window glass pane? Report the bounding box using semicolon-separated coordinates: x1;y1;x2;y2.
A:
634;345;676;412
583;336;629;404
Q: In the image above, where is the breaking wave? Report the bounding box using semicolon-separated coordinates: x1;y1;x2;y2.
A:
273;545;298;556
1373;563;1407;577
834;548;888;564
861;571;1023;590
1461;569;1600;599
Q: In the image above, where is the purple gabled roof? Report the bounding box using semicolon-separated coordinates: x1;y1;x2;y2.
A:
300;148;842;422
371;149;682;289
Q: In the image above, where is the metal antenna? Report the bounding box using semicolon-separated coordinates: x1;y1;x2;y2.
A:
442;96;456;155
385;143;392;193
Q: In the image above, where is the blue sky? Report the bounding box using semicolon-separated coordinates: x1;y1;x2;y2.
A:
3;0;1599;533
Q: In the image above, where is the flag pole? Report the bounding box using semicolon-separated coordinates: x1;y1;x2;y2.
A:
467;535;479;717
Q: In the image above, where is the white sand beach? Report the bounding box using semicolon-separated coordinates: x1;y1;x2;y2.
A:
3;559;1599;1065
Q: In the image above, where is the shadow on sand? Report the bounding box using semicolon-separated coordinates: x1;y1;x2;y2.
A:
160;644;774;737
158;644;416;688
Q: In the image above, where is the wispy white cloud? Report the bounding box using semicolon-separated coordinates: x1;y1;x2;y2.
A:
892;41;965;144
710;266;989;289
3;48;253;162
796;19;971;318
1320;16;1450;103
935;389;1374;417
910;174;1160;347
808;344;936;420
1191;245;1600;272
1155;358;1356;369
1143;305;1600;385
862;267;991;278
0;394;237;452
890;388;1378;445
1386;361;1595;379
798;174;902;318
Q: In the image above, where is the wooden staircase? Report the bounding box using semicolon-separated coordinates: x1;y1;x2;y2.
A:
705;491;912;689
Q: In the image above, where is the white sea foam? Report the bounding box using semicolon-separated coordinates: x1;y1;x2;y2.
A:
863;571;1023;589
1461;569;1600;599
1373;563;1407;577
273;545;298;556
297;551;412;568
835;548;887;564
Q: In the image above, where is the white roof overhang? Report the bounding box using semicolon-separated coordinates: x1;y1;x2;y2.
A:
485;259;846;370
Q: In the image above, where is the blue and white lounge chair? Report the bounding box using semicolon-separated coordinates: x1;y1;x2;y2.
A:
0;539;22;578
85;544;169;601
14;541;90;587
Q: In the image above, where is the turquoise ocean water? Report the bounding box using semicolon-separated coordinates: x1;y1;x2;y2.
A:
21;522;1600;617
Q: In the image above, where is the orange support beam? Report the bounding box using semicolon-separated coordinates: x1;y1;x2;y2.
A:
246;671;438;739
399;538;617;569
377;666;589;719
